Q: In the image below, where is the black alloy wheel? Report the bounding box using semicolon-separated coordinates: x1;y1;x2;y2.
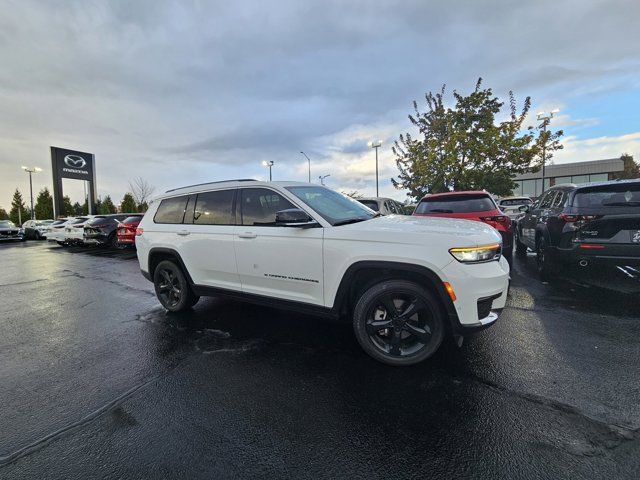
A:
353;280;445;366
153;260;199;312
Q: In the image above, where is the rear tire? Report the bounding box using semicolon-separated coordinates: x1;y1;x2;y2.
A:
352;280;445;366
153;260;199;312
536;236;551;281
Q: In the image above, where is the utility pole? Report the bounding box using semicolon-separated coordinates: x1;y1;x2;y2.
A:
536;109;559;195
300;151;311;182
368;140;382;197
21;166;42;220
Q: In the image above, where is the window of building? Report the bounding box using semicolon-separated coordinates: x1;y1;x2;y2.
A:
554;176;572;186
571;175;590;184
154;196;189;224
193;189;236;225
589;173;608;182
240;188;296;226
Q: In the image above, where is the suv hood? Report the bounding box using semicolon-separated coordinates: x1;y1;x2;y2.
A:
327;214;501;246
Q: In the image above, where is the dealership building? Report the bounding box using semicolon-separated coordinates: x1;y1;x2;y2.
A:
512;157;626;198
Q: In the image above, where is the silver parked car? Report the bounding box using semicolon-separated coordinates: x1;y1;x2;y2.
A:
0;220;25;242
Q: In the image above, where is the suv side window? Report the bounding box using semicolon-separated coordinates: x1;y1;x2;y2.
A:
193;189;236;225
240;188;296;226
551;191;565;209
538;191;556;209
154;195;190;224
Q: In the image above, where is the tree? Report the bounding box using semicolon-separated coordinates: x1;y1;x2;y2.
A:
95;197;104;214
0;208;8;220
120;193;138;213
9;189;26;225
392;78;563;198
102;195;117;214
137;202;148;213
72;202;83;216
614;154;640;180
129;177;155;209
34;188;54;219
62;196;74;216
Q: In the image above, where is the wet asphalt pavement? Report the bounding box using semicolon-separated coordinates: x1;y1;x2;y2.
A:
1;241;639;479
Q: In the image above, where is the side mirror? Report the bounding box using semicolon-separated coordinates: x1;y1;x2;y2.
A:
275;209;318;227
518;205;529;213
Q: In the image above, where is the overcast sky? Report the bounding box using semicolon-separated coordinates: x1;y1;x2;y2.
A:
1;0;639;210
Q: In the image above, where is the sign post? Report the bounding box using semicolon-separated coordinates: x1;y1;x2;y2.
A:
50;147;97;218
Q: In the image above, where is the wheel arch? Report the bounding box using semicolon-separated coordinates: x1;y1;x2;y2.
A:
147;247;195;285
331;261;458;330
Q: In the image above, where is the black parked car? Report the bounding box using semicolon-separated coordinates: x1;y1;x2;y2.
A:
515;179;640;292
83;214;142;247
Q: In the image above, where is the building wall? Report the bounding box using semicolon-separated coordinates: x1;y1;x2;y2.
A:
513;172;611;197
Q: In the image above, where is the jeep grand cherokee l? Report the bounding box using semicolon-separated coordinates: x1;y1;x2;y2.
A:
136;180;510;366
516;179;640;292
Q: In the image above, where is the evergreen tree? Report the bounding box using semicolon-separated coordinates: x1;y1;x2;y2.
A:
34;188;54;219
9;189;26;225
72;202;83;216
103;195;117;214
614;154;640;179
137;202;148;213
120;193;137;213
95;197;105;214
62;196;74;216
0;208;9;220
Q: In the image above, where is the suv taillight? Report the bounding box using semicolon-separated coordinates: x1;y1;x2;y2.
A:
559;214;599;223
480;215;511;228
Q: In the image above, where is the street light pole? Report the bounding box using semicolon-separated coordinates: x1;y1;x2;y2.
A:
367;140;383;197
300;151;311;182
21;166;42;220
319;174;330;186
262;160;274;181
536;109;559;195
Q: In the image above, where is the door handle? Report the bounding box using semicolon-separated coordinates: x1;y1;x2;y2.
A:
177;230;191;236
238;232;257;239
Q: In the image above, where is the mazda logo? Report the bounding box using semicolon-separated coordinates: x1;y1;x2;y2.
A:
64;154;86;169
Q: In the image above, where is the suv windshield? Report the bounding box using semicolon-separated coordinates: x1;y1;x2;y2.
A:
286;186;377;226
573;183;640;208
415;194;496;214
0;220;16;228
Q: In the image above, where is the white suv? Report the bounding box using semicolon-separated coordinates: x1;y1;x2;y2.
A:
136;180;509;366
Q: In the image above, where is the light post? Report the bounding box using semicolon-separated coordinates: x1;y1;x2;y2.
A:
319;174;330;185
300;151;311;182
536;109;559;195
21;166;42;220
367;140;382;197
262;160;274;181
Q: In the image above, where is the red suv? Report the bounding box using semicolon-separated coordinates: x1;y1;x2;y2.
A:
413;191;513;263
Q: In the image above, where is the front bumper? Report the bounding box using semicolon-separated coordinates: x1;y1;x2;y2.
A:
0;234;24;241
441;256;510;332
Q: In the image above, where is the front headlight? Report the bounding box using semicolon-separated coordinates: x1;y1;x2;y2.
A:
449;243;501;263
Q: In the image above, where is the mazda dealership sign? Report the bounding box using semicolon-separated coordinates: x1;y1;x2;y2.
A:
50;146;97;216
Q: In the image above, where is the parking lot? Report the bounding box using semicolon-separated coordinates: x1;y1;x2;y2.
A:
1;241;639;479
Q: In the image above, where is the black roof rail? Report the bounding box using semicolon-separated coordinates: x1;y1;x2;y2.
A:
165;179;257;193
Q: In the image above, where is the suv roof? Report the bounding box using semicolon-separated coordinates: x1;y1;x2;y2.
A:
158;180;317;199
419;190;488;200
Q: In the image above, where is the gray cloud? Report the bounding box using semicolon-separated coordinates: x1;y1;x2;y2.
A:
1;0;639;207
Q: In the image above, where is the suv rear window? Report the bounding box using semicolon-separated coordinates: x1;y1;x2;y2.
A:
415;194;495;214
121;216;143;224
86;216;108;226
573;183;640;208
154;196;189;224
500;198;532;206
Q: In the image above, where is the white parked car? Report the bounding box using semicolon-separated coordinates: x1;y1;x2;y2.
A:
64;216;95;244
357;197;406;215
136;180;509;366
48;217;89;245
22;219;55;240
497;196;533;221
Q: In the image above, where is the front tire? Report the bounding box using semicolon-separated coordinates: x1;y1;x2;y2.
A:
536;236;551;281
515;229;527;257
153;260;199;312
352;280;445;366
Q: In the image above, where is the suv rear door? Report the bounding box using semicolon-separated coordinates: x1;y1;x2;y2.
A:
234;187;324;305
